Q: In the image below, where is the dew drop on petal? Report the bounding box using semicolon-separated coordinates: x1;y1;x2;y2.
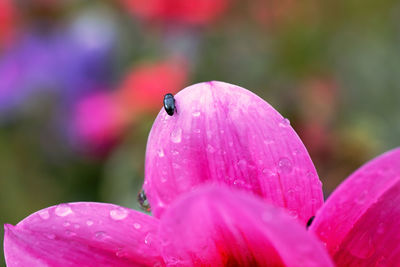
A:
65;230;76;237
133;223;141;229
157;149;165;158
172;163;181;169
86;220;94;226
207;144;215;153
63;221;71;227
110;207;128;220
171;149;179;156
38;210;50;220
170;127;182;143
74;224;80;229
55;204;73;217
44;233;56;239
278;157;293;174
279;118;291;127
237;159;248;172
289;210;298;219
116;248;128;258
193;128;201;134
192;111;201;117
144;233;154;245
94;231;109;240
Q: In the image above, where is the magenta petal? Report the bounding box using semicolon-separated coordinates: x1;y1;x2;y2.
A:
145;81;323;222
310;148;400;266
159;185;334;267
4;202;164;267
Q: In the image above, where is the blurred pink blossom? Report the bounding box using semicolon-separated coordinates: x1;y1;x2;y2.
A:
71;92;127;155
120;0;230;26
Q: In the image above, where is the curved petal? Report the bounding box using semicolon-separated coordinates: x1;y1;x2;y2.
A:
4;202;164;267
310;148;400;266
145;81;323;222
159;185;334;267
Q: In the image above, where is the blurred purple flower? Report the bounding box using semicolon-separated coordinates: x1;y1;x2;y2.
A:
0;9;117;120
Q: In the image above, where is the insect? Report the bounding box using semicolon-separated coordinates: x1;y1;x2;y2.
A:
138;189;150;211
306;216;315;229
163;93;176;116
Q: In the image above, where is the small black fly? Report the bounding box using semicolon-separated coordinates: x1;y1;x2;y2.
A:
306;216;315;229
138;189;150;211
163;93;176;116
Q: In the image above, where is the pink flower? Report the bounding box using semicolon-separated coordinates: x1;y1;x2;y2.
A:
310;148;400;266
145;81;323;222
4;186;334;266
4;81;400;266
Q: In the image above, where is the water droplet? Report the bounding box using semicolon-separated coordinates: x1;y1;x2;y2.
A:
116;248;128;258
74;224;80;229
133;223;141;229
289;210;298;219
278;157;293;173
94;231;109;240
263;140;274;145
138;189;150;211
38;210;50;220
194;128;201;134
170;128;182;143
86;220;94;226
63;221;71;227
144;233;154;245
237;159;247;172
348;234;375;259
233;179;245;186
279;118;291;127
110;207;128;220
172;163;181;169
192;111;201;117
157;149;165;157
220;130;225;134
228;141;233;147
355;190;368;205
65;230;76;237
171;149;179;156
207;144;215;153
55;204;73;217
292;149;302;156
160;177;167;183
45;233;56;239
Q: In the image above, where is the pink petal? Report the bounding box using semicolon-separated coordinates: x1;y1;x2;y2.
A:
145;81;323;223
310;148;400;266
4;202;164;266
159;185;334;266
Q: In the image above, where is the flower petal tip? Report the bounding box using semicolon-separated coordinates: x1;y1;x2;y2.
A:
145;81;323;222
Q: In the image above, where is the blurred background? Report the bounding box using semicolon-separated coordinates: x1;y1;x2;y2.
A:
1;0;399;264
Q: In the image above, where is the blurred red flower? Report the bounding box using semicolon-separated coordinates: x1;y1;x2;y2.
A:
0;0;16;47
117;59;188;115
120;0;230;25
